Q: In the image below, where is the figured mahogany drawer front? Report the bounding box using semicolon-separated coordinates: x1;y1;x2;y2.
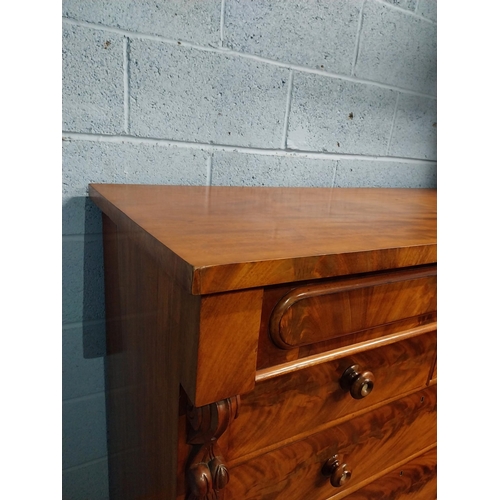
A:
341;447;437;500
226;331;436;462
269;266;436;350
225;386;437;500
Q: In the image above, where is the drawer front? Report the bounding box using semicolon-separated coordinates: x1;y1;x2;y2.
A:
226;331;436;462
269;266;436;350
226;386;437;500
342;447;437;500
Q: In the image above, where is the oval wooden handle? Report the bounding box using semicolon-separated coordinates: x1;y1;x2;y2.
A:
323;455;352;488
340;364;375;399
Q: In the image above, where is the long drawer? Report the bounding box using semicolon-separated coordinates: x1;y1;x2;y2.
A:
258;266;437;370
225;386;437;499
226;330;436;462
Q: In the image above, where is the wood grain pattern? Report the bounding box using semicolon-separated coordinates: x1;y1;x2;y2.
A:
102;214;193;500
92;186;438;499
193;290;263;406
224;386;437;499
101;220;261;498
225;332;436;462
257;271;437;370
256;322;436;382
90;185;437;294
342;447;437;500
269;266;436;349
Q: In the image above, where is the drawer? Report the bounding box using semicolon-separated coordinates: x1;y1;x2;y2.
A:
225;386;437;499
269;266;436;350
226;330;436;462
342;447;437;500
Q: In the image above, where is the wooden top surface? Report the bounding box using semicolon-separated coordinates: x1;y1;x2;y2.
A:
89;184;437;294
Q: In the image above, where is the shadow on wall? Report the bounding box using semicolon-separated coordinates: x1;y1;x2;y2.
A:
62;195;111;498
62;196;107;360
83;197;106;360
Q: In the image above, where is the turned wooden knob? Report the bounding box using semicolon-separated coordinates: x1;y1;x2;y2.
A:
323;455;352;488
340;364;374;399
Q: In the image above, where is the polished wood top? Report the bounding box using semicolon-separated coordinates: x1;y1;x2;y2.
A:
89;184;436;294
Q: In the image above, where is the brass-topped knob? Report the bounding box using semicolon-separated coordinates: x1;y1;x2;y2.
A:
323;455;352;488
340;364;375;399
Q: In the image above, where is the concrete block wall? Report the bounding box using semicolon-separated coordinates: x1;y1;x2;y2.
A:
62;1;436;498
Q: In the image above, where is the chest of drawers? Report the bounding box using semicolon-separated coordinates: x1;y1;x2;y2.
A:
89;185;437;500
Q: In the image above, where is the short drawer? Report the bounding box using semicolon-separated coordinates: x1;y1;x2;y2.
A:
269;266;436;350
225;386;437;500
226;330;436;462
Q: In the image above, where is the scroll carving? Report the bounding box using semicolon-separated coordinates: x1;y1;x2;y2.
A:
186;396;240;500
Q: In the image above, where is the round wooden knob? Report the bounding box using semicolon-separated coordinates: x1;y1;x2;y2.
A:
323;455;352;488
340;364;375;399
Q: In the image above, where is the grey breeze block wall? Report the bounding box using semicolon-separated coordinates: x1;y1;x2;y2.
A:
62;1;437;498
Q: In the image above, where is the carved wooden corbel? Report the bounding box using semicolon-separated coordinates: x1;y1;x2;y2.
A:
186;396;240;500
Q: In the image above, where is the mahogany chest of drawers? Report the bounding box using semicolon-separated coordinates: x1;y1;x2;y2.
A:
90;185;437;500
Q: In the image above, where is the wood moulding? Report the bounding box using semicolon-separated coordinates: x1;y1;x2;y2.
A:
256;322;437;383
